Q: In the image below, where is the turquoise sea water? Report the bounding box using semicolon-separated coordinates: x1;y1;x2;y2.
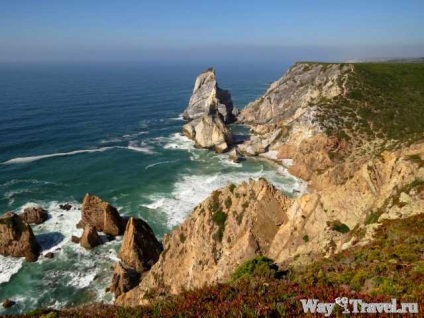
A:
0;62;297;314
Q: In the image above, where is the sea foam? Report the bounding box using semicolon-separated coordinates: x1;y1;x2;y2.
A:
2;147;114;164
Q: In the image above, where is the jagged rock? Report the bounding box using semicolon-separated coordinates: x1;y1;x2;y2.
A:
80;224;102;249
44;252;54;259
116;179;292;305
238;128;282;156
71;235;80;244
182;113;233;153
0;212;41;262
110;262;141;297
183;68;236;124
20;207;48;225
240;63;350;125
228;147;244;163
2;298;16;309
77;194;124;236
118;217;163;273
59;203;72;211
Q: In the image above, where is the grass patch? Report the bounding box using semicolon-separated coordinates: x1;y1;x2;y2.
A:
213;210;227;242
329;220;350;233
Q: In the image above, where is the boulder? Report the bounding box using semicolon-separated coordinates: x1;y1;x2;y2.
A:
20;207;48;225
59;203;72;211
110;262;141;297
80;224;102;249
77;194;124;236
2;299;16;309
44;252;54;259
118;217;163;273
228;147;244;163
71;235;80;244
182;113;233;153
0;212;41;262
183;68;236;124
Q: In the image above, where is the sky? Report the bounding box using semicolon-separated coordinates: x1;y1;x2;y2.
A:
0;0;423;63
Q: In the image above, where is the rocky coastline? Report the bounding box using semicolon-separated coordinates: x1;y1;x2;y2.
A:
1;62;423;313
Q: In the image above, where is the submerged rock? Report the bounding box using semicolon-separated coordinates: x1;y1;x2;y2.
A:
118;217;163;273
183;68;236;124
2;298;16;309
77;194;124;236
80;224;102;249
0;212;41;262
44;252;54;259
20;207;48;225
110;262;141;297
182;113;233;153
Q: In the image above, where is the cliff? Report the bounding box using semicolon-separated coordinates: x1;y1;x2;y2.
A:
115;62;424;307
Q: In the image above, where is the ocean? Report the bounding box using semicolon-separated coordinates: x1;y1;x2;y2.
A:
0;61;299;314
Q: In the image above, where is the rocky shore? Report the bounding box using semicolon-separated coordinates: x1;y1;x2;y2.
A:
1;62;423;313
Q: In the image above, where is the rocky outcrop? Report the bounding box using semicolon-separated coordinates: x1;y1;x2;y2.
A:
116;179;292;306
110;262;141;297
228;146;244;163
77;194;124;236
20;207;48;225
0;212;41;262
80;224;102;249
118;217;163;273
2;299;16;309
183;113;233;153
183;68;237;124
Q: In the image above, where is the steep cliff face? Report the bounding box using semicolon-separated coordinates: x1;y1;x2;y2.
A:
183;68;237;124
116;179;292;306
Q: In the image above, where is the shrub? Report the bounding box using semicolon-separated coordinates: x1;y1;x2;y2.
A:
232;256;278;281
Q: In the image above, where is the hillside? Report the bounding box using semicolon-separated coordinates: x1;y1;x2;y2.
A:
17;214;424;317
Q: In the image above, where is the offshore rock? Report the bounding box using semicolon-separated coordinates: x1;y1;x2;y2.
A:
77;194;124;236
80;224;103;249
2;299;16;309
20;207;48;225
0;212;41;262
228;146;244;163
118;217;163;273
182;113;233;153
183;68;236;124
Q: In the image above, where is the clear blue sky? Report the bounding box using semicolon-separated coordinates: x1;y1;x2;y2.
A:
1;0;423;63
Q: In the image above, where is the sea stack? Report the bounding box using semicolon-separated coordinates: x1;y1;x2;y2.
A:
183;68;237;124
77;194;125;236
182;68;235;152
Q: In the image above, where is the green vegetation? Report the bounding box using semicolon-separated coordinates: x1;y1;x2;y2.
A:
302;234;309;242
316;63;424;151
228;183;236;194
329;220;350;233
232;256;278;281
15;214;424;318
212;210;227;242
